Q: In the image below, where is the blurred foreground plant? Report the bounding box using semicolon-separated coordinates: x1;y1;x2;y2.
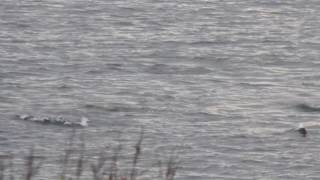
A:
0;129;180;180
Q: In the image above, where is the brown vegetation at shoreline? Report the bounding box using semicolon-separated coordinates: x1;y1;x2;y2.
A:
0;130;180;180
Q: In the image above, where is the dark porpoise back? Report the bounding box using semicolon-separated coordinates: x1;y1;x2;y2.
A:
297;127;307;137
297;123;307;137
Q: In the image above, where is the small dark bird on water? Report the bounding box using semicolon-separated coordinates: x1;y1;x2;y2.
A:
297;123;307;137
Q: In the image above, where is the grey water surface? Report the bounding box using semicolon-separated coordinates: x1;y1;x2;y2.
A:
1;0;320;179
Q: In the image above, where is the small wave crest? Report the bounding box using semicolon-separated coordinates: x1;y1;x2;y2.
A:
15;114;89;127
84;104;140;112
145;63;211;75
244;122;320;138
299;122;320;128
245;127;289;137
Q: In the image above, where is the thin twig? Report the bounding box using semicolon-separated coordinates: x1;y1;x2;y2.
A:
75;130;86;180
8;155;15;180
91;147;109;180
165;153;180;180
61;129;76;180
0;160;5;180
108;143;122;180
129;129;144;180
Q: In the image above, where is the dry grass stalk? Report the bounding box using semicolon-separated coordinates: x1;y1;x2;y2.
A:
0;130;180;180
107;144;122;180
164;154;180;180
129;129;144;180
91;147;109;180
8;156;15;180
75;130;86;180
60;129;77;180
157;160;163;180
24;148;44;180
0;160;5;180
0;154;15;180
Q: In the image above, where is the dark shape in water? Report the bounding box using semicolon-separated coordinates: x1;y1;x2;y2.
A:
297;123;307;137
296;103;320;112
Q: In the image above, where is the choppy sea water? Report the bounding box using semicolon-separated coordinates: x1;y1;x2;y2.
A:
1;0;320;179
